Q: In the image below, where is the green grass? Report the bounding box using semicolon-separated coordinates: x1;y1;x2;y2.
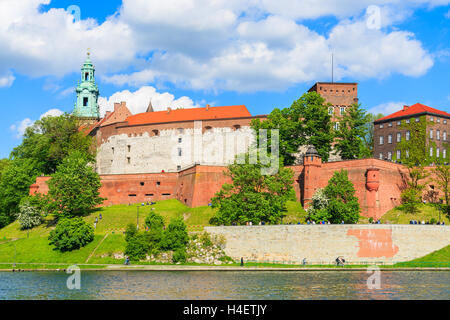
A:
394;245;450;268
88;234;127;264
380;203;450;225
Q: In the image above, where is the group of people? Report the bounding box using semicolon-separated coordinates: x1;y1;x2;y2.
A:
410;220;445;225
93;213;102;229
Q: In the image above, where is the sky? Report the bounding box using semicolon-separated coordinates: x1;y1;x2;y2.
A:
0;0;449;158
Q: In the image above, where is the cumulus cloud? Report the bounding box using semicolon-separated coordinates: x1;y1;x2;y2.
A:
368;101;407;116
10;108;64;138
0;0;447;92
98;86;199;117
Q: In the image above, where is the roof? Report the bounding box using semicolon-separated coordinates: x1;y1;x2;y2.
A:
125;105;252;126
375;103;450;123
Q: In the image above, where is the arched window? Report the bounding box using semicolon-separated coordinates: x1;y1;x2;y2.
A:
233;125;241;131
177;128;184;134
152;129;159;136
204;126;212;133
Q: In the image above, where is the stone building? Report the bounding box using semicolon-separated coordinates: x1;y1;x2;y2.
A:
373;103;450;162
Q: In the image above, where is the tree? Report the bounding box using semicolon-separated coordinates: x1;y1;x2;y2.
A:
251;92;333;164
334;104;371;159
46;151;104;218
307;170;360;223
48;217;94;252
160;217;189;251
395;116;431;212
0;158;10;184
211;155;295;225
434;164;450;214
364;113;384;156
11;114;95;175
17;196;45;230
0;159;40;227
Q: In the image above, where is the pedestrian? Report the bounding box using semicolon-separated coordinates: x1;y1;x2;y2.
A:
94;222;97;229
99;213;102;220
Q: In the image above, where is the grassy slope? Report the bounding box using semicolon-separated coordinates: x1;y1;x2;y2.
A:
380;203;450;225
394;245;450;267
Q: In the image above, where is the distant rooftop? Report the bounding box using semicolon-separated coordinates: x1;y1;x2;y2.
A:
125;105;252;126
375;103;450;123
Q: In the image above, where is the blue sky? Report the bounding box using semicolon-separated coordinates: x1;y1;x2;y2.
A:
0;0;449;158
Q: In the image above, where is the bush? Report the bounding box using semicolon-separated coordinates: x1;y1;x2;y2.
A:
430;218;437;224
125;233;150;261
160;217;189;251
145;212;165;231
401;188;421;214
17;196;44;230
125;223;137;242
200;232;213;248
172;248;187;263
48;217;94;252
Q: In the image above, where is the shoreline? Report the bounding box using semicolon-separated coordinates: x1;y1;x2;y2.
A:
1;265;449;272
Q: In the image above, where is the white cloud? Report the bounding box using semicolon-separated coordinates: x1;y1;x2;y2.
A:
0;0;447;92
0;73;15;87
368;101;407;116
98;86;199;117
10;108;64;138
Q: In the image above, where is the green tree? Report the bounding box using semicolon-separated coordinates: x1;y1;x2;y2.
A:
11;114;95;175
308;170;360;223
211;155;295;225
365;113;384;156
48;217;94;252
334;104;371;159
46;151;104;218
17;195;45;230
0;158;10;184
395;116;431;212
160;217;189;251
251;92;333;163
0;159;40;227
434;164;450;214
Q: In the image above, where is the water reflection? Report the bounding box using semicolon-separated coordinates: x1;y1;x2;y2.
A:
0;271;448;300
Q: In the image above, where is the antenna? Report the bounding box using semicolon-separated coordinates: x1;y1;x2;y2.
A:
331;53;334;83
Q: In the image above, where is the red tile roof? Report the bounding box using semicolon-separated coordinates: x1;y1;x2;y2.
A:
375;103;450;122
125;105;252;126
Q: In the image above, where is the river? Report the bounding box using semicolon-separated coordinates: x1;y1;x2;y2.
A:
0;270;448;300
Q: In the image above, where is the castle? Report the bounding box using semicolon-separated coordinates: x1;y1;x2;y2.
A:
30;54;449;219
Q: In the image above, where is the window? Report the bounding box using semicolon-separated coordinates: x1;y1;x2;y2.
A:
397;121;401;126
430;116;434;122
178;137;182;143
156;181;161;186
128;145;131;152
127;157;130;164
233;125;241;131
444;131;447;141
340;107;345;115
406;150;409;158
128;194;137;197
430;129;433;139
177;128;184;134
406;119;410;124
328;107;334;115
152;129;159;136
162;193;171;196
379;153;383;160
437;130;440;140
204;126;212;133
437;118;440;123
85;72;89;81
388;122;392;127
177;165;181;171
444;120;447;124
415;118;419;122
83;97;88;107
388;134;392;144
406;131;410;141
396;150;401;160
178;148;182;156
437;148;440;158
444;149;447;159
145;194;154;197
334;122;339;131
112;147;114;154
140;182;144;186
397;133;401;142
430;147;433;157
379;136;384;145
388;152;392;160
380;124;384;129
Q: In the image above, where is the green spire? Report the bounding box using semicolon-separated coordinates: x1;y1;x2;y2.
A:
73;50;100;119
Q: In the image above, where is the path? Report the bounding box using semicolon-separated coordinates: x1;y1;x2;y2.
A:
85;233;109;263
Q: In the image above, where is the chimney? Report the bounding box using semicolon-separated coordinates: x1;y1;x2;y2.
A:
206;104;210;111
167;107;172;114
114;102;120;112
403;105;409;111
120;101;126;108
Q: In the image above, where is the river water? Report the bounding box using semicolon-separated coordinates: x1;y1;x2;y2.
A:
0;271;448;300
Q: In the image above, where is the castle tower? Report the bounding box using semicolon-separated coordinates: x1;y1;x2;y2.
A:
73;51;100;124
302;146;322;208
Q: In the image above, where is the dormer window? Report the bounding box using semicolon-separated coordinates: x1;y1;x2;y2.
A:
83;97;88;107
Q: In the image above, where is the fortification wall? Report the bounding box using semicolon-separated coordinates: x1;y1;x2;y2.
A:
205;225;450;264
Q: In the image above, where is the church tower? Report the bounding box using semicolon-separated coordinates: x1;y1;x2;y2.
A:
73;51;100;124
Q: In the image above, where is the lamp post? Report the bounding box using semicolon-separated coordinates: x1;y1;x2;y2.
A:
136;205;139;230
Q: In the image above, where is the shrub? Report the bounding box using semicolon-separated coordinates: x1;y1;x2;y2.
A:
48;217;94;252
430;218;437;224
401;188;421;214
200;232;213;248
160;217;189;251
172;248;187;263
17;196;44;230
125;233;150;261
125;223;137;242
145;212;165;231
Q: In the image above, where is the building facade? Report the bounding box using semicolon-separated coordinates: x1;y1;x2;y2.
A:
373;103;450;162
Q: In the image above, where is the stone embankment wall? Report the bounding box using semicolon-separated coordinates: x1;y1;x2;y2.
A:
205;225;450;264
